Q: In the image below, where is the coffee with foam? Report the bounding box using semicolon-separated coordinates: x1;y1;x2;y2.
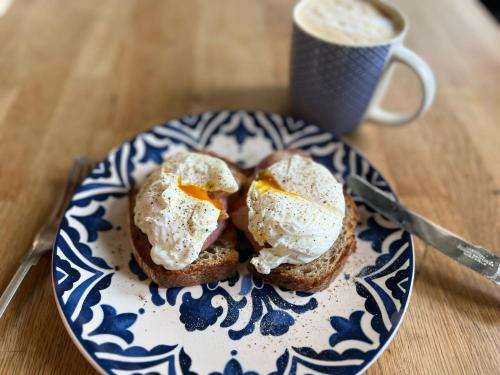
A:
295;0;399;45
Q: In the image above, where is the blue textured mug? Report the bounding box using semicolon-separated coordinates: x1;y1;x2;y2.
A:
290;0;435;134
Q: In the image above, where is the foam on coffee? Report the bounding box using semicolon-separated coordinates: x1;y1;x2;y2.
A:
295;0;398;45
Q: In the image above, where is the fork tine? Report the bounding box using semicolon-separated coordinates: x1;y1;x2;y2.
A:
61;157;94;213
49;157;89;221
82;157;95;185
47;157;82;220
83;157;95;179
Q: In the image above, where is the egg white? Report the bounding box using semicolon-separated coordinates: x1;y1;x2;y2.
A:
247;155;345;274
134;152;238;270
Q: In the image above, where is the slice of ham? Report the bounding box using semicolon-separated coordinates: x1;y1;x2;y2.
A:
201;190;229;251
230;202;263;251
201;218;227;251
188;150;247;251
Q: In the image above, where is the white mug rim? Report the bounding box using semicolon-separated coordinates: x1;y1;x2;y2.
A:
293;0;409;48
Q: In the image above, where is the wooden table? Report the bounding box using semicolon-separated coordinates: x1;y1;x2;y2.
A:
0;0;499;373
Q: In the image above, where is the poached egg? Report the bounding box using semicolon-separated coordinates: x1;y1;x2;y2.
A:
247;154;345;274
134;151;239;270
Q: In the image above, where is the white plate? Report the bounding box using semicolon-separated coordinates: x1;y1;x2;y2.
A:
52;111;414;374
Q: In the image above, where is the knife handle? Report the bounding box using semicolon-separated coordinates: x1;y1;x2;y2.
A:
454;242;500;285
410;210;500;286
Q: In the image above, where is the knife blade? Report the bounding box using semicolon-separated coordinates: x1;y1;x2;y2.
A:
346;175;500;285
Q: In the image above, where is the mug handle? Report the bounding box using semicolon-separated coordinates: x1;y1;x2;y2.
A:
365;45;436;125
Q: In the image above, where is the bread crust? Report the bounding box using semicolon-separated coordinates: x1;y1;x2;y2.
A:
248;192;359;292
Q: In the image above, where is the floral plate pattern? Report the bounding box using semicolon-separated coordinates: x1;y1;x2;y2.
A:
52;111;414;375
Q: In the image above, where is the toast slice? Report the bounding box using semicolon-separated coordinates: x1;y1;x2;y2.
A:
248;191;359;292
128;190;239;288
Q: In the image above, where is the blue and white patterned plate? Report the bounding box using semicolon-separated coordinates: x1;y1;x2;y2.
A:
52;111;414;375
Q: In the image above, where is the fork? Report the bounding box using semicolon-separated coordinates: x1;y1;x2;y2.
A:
0;156;94;318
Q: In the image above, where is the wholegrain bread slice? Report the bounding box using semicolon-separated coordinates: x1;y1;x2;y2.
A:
248;191;359;292
128;190;239;288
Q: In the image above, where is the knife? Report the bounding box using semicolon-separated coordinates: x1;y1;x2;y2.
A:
346;175;500;286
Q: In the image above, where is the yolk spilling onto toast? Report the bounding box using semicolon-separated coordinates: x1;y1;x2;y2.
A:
178;178;223;209
255;174;300;197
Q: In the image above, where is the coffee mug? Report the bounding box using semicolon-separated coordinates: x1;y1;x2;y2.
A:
290;0;435;134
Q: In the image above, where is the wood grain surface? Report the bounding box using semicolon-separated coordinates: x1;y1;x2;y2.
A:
0;0;499;373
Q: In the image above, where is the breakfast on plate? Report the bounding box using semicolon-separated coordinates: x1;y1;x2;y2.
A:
128;151;246;287
230;150;359;292
129;149;359;291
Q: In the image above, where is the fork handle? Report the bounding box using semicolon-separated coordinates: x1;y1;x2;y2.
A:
0;261;32;318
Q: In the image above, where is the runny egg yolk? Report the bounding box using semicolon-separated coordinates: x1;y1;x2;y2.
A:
254;174;300;197
178;178;223;209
